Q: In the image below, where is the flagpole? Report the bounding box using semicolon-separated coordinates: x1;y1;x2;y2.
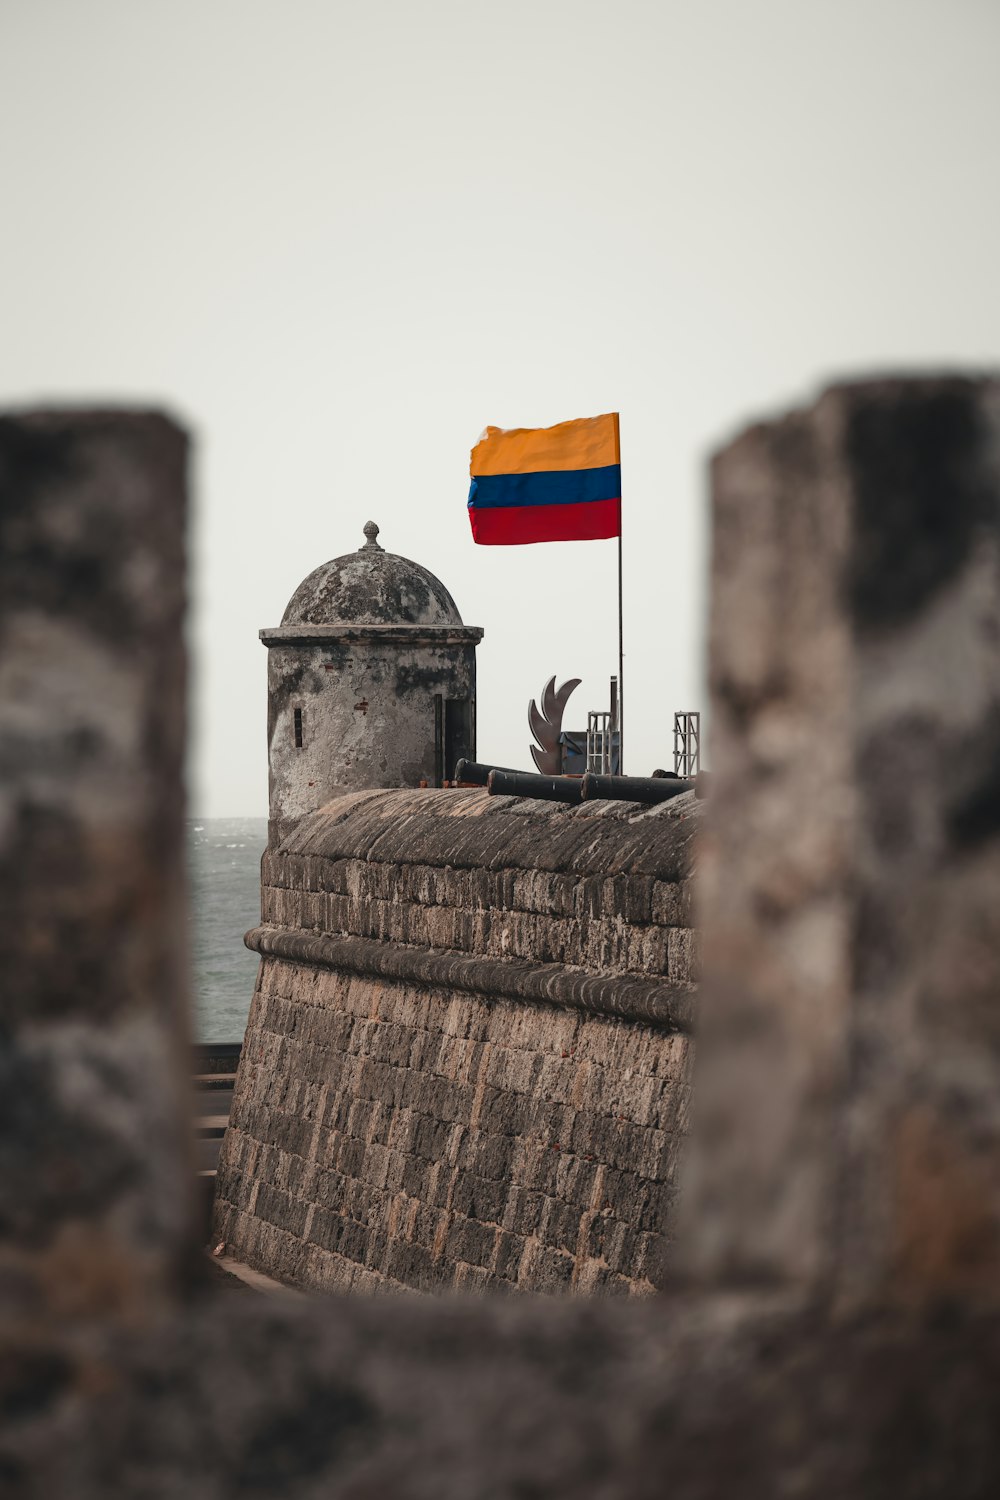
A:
614;413;624;775
617;526;624;774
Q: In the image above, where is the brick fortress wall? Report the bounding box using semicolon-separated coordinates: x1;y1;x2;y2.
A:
213;786;700;1294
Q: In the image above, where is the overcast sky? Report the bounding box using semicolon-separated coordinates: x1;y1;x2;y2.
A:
3;0;998;815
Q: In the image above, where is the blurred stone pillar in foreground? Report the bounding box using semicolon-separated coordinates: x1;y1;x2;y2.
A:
0;412;191;1334
690;377;1000;1306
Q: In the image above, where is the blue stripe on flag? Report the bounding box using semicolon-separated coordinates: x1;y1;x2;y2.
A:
468;464;621;510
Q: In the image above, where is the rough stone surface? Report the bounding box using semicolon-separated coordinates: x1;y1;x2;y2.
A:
264;524;483;846
0;409;194;1334
214;788;700;1295
688;376;1000;1306
282;526;463;627
7;1292;1000;1500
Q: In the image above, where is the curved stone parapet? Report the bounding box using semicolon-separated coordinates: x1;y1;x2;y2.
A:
214;786;701;1296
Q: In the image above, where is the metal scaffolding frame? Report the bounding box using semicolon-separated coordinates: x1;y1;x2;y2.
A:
586;710;615;774
673;711;701;776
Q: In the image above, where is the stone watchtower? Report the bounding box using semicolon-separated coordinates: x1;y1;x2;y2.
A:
261;522;484;846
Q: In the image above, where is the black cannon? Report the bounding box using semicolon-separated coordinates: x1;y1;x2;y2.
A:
581;772;696;804
478;765;711;804
453;759;525;787
486;769;584;803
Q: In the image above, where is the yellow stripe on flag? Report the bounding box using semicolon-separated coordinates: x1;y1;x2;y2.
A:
470;412;620;476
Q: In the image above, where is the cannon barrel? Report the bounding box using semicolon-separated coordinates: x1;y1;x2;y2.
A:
486;769;584;803
581;772;696;804
453;759;525;787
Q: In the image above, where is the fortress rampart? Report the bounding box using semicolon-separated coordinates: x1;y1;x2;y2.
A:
213;786;699;1294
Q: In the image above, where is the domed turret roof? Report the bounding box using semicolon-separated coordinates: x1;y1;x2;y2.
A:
281;521;464;628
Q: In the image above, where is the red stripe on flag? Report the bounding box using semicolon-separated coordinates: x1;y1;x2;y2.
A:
469;496;620;545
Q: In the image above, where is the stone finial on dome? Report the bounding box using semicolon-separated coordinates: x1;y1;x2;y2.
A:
280;529;464;627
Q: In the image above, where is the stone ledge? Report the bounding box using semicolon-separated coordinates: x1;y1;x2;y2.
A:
14;1290;1000;1499
207;1250;307;1297
244;925;695;1031
260;624;485;646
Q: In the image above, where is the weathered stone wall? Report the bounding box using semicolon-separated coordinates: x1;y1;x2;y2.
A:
0;409;193;1331
264;632;482;846
213;788;699;1294
262;527;483;845
687;376;1000;1310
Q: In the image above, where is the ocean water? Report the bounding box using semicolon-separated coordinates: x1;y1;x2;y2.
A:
188;818;268;1041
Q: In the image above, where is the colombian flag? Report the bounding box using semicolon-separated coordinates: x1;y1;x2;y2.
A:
468;412;621;545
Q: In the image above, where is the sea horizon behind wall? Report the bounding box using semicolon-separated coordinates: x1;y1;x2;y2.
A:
188;817;266;1041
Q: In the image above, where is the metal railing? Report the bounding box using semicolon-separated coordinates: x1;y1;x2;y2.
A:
674;711;701;776
587;710;614;774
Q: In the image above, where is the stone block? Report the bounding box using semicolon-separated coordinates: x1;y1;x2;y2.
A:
255;1183;309;1238
529;1241;576;1293
446;1215;498;1270
450;1171;508;1226
540;1195;584;1254
501;1185;546;1237
493;1228;528;1282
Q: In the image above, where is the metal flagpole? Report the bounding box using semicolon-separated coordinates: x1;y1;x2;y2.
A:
614;413;624;775
617;527;624;775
